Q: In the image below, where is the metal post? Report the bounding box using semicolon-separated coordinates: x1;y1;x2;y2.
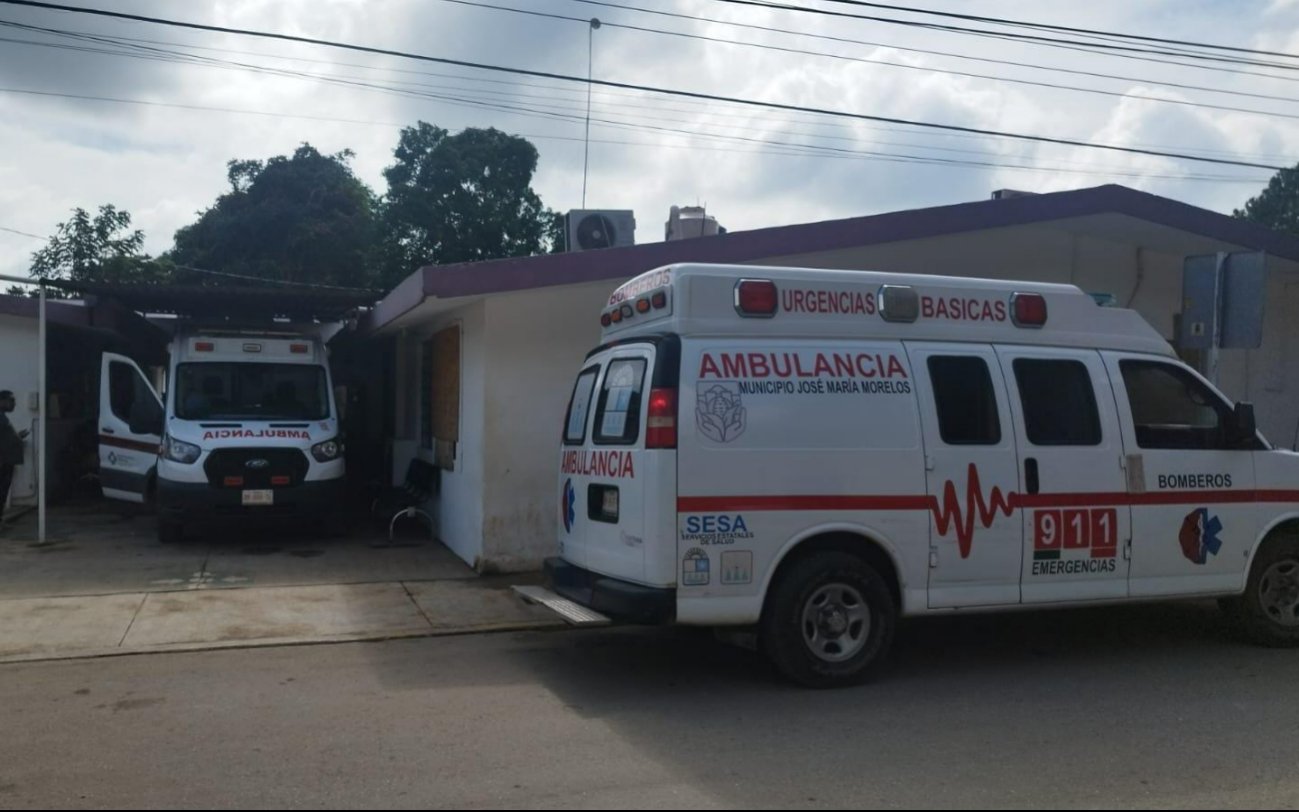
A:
1205;252;1227;387
38;281;46;544
581;18;600;210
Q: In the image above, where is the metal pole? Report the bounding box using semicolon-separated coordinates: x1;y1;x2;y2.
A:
1205;252;1226;387
581;18;600;210
38;281;46;544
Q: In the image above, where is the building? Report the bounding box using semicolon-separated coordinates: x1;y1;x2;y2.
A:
0;293;165;510
360;184;1299;573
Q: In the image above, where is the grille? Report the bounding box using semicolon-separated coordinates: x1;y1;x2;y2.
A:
204;448;310;489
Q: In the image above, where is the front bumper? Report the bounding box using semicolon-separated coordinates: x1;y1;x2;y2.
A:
544;557;676;624
157;477;345;522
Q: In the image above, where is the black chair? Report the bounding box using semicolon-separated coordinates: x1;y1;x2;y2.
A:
372;458;438;542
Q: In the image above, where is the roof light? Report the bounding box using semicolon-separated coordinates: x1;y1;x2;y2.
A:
610;308;623;324
620;304;634;320
735;279;778;317
194;341;215;352
1011;292;1048;327
243;343;263;353
879;285;920;323
290;343;309;354
600;313;613;328
636;298;652;314
651;291;668;309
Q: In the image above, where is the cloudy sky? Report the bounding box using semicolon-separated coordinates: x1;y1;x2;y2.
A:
1;0;1297;281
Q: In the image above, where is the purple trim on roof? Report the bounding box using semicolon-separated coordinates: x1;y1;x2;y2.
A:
367;184;1299;332
0;294;91;327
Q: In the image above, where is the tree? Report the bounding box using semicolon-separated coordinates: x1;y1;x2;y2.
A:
170;144;378;288
377;123;556;288
1234;165;1299;236
6;205;170;295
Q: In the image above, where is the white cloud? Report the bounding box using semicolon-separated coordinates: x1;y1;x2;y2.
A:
0;0;1295;280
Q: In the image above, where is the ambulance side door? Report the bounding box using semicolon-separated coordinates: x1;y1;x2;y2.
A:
1103;354;1259;597
908;343;1024;608
997;347;1132;603
99;352;163;503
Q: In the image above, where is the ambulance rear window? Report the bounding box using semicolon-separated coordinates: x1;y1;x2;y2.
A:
593;358;647;445
563;366;600;445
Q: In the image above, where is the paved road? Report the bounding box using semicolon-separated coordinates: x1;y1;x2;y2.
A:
1;601;1296;809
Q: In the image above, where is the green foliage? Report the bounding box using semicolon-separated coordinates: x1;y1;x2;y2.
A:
1235;165;1299;236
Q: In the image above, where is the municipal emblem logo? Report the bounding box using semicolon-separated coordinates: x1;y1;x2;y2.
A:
1178;508;1223;565
696;383;746;443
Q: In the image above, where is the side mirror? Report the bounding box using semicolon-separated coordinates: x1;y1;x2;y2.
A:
1231;402;1257;446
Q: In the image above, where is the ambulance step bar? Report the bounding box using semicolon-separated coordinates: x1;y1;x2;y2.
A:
512;585;613;627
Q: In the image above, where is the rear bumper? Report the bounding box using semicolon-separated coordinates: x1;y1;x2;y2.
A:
544;557;676;624
157;477;345;522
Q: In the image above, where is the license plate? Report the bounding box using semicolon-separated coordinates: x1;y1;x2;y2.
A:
242;489;274;506
602;488;619;518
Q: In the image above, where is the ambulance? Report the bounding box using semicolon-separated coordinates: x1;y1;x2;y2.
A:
543;263;1299;687
96;327;345;543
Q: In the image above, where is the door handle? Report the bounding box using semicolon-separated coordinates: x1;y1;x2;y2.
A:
102;427;115;435
1025;457;1040;495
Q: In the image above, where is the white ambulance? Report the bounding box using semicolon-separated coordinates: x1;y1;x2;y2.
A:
97;327;345;543
545;263;1299;687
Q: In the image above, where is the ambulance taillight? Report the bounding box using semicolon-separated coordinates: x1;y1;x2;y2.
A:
646;388;677;449
735;279;778;317
1012;293;1048;327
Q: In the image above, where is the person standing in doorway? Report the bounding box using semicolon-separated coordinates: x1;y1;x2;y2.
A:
0;390;30;526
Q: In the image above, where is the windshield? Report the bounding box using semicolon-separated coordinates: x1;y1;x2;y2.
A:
175;363;330;421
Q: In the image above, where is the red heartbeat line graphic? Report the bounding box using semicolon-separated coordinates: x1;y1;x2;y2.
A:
930;464;1016;559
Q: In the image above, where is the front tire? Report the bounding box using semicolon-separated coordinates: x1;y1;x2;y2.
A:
1224;534;1299;647
761;551;896;688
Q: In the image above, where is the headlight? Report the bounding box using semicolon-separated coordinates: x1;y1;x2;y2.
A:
162;435;201;464
311;438;343;463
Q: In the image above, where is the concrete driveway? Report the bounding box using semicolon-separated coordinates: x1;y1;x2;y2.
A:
0;502;559;662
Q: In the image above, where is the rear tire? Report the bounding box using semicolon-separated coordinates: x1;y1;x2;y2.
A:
761;551;896;688
157;519;184;545
1224;534;1299;647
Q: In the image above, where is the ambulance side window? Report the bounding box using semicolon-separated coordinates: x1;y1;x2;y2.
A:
928;356;1001;445
1013;359;1102;446
1119;360;1237;450
563;366;600;445
593;359;647;445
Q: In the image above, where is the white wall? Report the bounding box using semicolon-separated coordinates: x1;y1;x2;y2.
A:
0;316;38;505
479;282;613;572
390;302;488;569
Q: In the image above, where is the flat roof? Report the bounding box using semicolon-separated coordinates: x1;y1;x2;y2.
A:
365;184;1299;334
70;282;378;322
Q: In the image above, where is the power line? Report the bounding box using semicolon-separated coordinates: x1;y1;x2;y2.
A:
0;87;1267;184
813;0;1299;61
561;0;1299;101
0;225;45;240
705;0;1299;73
6;17;1289;171
0;0;1283;171
433;0;1299;123
14;19;1294;164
